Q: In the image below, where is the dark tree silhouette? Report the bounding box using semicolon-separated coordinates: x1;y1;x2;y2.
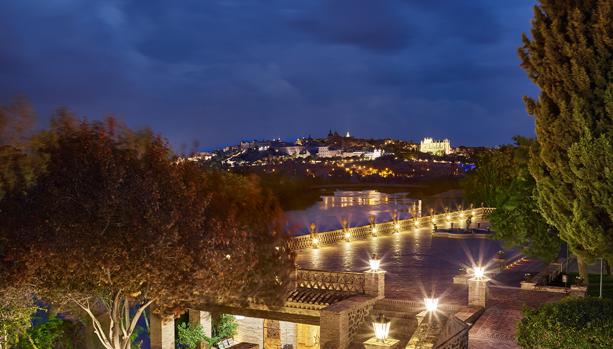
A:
519;0;612;278
0;114;295;349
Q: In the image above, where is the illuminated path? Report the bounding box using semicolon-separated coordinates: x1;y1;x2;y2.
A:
295;228;545;305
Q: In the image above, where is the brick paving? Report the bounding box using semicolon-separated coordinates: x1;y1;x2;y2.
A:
468;287;567;349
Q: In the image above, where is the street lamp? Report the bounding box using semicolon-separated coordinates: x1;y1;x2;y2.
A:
369;214;377;237
372;313;391;342
310;223;319;249
424;298;439;313
369;253;381;271
342;218;350;242
472;266;486;280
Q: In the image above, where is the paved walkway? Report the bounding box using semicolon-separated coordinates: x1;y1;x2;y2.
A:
468;287;566;349
296;229;504;305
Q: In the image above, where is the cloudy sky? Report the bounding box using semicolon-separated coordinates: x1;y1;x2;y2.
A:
0;0;539;149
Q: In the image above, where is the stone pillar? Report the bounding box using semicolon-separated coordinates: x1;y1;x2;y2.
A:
418;200;422;217
189;309;212;349
280;321;297;348
234;316;264;348
150;314;175;349
364;270;386;299
320;308;350;349
468;278;489;307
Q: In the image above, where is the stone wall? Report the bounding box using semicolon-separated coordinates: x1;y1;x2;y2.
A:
320;296;377;349
234;316;264;349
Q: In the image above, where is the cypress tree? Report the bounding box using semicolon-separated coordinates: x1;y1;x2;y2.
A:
519;0;612;279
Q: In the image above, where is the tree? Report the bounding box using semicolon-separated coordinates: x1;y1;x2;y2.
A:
464;136;561;261
517;297;613;349
0;97;47;201
519;0;612;278
0;286;39;349
0;115;296;349
0;98;45;349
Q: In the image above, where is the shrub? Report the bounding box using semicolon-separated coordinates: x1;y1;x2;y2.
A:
517;297;613;348
16;314;76;349
177;314;239;349
176;323;207;349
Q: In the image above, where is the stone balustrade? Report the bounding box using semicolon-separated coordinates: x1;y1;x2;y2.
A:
289;207;495;250
296;268;366;294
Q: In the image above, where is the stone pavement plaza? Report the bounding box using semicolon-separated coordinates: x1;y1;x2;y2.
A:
295;228;563;349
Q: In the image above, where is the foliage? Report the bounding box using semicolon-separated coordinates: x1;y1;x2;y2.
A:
463;136;561;261
0;113;296;349
519;0;613;277
204;314;239;348
564;272;613;299
176;323;207;349
176;315;238;349
212;314;238;342
0;97;47;201
0;286;39;348
257;174;320;210
16;314;76;349
517;297;613;348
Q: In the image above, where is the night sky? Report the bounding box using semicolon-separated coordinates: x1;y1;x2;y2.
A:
0;0;539;149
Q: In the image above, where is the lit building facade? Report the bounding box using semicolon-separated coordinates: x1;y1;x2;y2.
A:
419;138;452;155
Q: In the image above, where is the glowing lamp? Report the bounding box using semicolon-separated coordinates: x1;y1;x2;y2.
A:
344;231;351;241
372;313;391;342
424;297;439;312
372;227;378;235
473;266;486;279
394;223;400;231
312;238;319;248
369;254;381;271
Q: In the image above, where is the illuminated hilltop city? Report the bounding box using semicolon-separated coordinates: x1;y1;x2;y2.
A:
185;133;477;184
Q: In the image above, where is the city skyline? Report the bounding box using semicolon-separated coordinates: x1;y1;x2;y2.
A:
1;1;538;149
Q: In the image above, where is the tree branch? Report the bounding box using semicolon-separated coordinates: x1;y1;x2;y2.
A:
121;299;155;349
73;297;114;349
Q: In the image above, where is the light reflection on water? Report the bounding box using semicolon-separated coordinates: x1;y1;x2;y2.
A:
286;190;418;235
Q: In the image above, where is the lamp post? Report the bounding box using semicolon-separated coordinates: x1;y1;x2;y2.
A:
472;266;486;280
309;223;319;249
424;297;439;313
369;214;377;237
369;253;381;272
372;314;391;342
600;257;604;299
392;210;399;234
342;218;350;242
468;265;489;307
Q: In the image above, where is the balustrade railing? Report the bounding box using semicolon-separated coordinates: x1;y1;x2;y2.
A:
288;207;495;250
296;269;366;294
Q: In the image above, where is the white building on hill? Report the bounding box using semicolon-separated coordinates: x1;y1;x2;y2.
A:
420;137;452;155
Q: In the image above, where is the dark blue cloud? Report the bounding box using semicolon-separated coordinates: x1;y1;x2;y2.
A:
290;0;411;53
0;0;538;149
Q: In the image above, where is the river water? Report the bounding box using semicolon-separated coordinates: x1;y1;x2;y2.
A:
285;190;419;235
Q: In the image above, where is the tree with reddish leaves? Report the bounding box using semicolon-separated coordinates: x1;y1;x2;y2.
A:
0;113;295;349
